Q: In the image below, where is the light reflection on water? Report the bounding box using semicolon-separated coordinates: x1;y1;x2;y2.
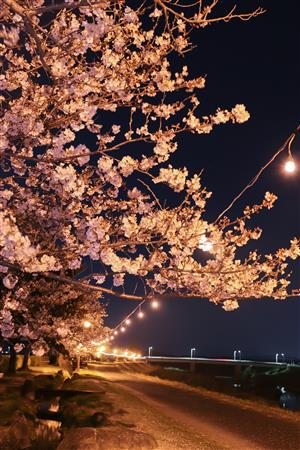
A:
36;398;61;448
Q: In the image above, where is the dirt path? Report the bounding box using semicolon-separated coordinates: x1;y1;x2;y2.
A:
85;364;300;450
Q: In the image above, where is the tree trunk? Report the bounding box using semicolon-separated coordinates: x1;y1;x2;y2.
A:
8;346;17;373
76;355;80;370
21;345;30;371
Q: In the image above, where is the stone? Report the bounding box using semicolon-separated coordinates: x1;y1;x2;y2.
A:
57;426;158;450
9;410;35;449
91;411;106;426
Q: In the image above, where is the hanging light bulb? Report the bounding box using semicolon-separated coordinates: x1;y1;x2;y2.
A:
121;326;126;332
284;157;296;173
138;307;144;318
110;336;114;341
125;319;131;325
151;299;159;309
114;330;118;335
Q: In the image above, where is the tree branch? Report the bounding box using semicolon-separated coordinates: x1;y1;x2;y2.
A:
2;0;51;74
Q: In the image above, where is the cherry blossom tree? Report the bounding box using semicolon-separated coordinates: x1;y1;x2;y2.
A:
0;0;299;323
0;277;107;371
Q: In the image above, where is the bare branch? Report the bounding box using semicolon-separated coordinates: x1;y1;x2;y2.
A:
214;124;300;223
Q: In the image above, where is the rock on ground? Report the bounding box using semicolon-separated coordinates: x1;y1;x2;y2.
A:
57;426;158;450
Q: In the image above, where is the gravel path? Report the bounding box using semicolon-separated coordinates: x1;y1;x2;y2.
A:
104;378;224;449
85;365;300;450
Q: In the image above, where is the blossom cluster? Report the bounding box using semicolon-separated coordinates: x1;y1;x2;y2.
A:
0;0;298;329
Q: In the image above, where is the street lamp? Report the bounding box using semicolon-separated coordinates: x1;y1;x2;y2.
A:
281;353;285;362
275;353;279;363
191;348;196;359
233;350;241;361
148;346;153;357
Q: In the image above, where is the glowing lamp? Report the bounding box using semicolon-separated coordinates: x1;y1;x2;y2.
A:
138;311;144;319
284;158;296;173
83;320;92;329
125;319;131;325
114;330;118;335
121;326;126;332
199;235;213;252
151;300;159;309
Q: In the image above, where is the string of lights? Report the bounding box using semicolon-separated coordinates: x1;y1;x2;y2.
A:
100;297;160;346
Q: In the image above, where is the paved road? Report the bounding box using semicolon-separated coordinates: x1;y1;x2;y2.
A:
89;364;300;450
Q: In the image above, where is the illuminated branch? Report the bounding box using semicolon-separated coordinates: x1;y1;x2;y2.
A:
214;124;300;223
2;0;51;73
31;1;117;15
155;0;265;26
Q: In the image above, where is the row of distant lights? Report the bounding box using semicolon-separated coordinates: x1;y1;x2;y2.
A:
104;300;159;342
81;323;143;359
95;348;142;359
100;299;160;346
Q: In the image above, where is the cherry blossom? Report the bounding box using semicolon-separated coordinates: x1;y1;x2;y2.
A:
0;0;298;321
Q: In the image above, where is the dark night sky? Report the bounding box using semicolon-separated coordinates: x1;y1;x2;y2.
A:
105;0;300;361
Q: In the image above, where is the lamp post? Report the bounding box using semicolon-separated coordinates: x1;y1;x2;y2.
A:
281;353;285;363
148;346;153;358
275;353;279;363
191;348;196;359
234;350;242;361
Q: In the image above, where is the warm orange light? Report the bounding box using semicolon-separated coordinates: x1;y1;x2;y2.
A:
199;235;213;252
125;319;131;325
83;320;92;329
121;326;126;332
138;311;144;318
285;158;296;173
151;300;159;309
114;330;118;335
